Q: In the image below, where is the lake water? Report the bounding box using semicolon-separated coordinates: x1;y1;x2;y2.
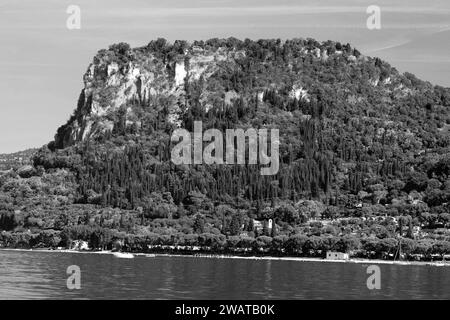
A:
0;250;448;299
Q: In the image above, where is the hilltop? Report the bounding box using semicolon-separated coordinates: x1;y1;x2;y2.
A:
1;38;449;259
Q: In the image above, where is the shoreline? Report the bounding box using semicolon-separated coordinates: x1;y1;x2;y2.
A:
1;248;449;267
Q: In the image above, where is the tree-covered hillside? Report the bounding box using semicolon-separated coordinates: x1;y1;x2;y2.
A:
1;38;449;259
0;149;37;171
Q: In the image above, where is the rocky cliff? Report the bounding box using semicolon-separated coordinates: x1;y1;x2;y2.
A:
53;38;381;149
55;40;265;148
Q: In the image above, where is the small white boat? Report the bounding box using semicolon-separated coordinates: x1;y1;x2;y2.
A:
113;252;134;259
134;253;156;258
433;263;446;267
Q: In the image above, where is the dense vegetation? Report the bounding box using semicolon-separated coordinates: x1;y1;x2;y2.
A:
1;38;450;260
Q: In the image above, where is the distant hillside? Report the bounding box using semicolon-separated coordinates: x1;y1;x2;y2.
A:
0;149;37;171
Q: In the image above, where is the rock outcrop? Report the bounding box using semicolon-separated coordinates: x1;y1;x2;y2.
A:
53;38;368;149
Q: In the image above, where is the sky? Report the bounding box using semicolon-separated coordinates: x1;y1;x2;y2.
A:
0;0;449;153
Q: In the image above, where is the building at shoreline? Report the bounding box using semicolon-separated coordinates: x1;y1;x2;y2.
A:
326;251;349;260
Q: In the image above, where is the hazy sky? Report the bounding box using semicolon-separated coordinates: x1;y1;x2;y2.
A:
0;0;449;153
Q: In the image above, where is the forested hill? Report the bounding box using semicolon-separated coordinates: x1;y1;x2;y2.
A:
1;38;450;257
0;149;37;171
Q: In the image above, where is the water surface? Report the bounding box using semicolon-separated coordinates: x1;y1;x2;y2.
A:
0;250;448;299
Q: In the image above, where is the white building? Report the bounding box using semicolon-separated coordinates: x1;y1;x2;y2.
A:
326;251;349;260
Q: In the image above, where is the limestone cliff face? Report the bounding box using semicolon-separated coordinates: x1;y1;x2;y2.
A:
54;43;245;149
53;38;379;150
